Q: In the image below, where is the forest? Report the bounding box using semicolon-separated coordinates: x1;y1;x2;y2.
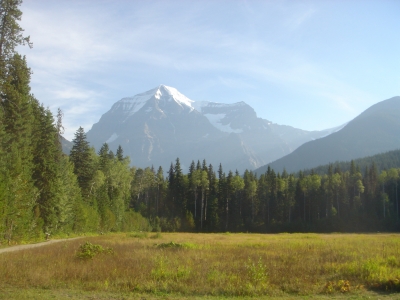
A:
1;0;400;245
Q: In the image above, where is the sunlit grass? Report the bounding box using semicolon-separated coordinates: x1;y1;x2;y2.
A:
0;233;400;298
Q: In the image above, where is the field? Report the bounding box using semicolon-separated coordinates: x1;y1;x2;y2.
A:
1;233;400;299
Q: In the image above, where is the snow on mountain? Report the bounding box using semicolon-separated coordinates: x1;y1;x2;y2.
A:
191;100;210;112
154;85;194;109
110;84;194;120
107;85;250;134
203;113;243;134
106;133;118;143
86;85;340;172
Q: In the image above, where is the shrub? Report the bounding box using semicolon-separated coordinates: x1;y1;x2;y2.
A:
76;241;114;260
245;257;268;288
324;280;351;294
156;241;197;249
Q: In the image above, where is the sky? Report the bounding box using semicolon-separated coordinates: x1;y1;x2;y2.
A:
18;0;400;141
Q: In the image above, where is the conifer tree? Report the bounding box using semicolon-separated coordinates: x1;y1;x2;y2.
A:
206;163;219;231
31;101;61;231
0;0;32;84
171;158;186;218
155;166;166;216
56;155;81;232
70;127;94;198
116;145;124;162
1;54;36;241
0;106;8;237
0;0;31;55
98;143;110;171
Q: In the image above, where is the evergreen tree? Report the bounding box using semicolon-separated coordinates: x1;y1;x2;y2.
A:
56;108;64;147
206;164;219;231
217;164;228;230
199;169;209;230
229;171;245;230
155;166;166;217
0;105;9;238
98;143;110;171
70;127;94;199
56;155;82;233
31;101;61;231
172;158;186;219
116;145;124;162
0;0;32;83
1;54;36;242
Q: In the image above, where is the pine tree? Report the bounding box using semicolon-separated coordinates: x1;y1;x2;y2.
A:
116;145;124;162
217;163;227;231
98;143;110;172
155;166;166;217
0;0;32;84
31;101;61;231
173;158;186;219
1;54;36;241
56;155;82;232
206;163;219;231
0;106;8;237
70;127;94;199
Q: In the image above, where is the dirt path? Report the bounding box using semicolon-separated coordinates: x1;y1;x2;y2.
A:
0;237;83;254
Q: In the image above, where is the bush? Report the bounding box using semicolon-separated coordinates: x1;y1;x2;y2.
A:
156;241;197;249
76;241;114;260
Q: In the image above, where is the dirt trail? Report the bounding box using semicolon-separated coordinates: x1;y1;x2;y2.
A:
0;237;83;254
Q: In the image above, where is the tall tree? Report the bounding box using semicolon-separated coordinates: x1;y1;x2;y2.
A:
199;170;209;230
31;101;61;231
1;54;36;242
69;127;94;199
0;0;31;86
116;145;124;162
0;0;31;57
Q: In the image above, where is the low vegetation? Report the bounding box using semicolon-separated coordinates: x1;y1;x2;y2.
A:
1;233;400;299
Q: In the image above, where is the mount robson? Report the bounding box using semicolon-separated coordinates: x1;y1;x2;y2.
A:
85;85;340;173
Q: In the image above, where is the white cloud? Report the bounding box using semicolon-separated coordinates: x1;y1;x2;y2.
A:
17;0;398;138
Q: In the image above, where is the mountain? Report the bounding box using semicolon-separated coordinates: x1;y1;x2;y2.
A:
86;85;334;172
256;96;400;174
61;136;73;154
303;149;400;176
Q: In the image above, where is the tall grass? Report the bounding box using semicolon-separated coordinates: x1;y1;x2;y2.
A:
0;233;399;297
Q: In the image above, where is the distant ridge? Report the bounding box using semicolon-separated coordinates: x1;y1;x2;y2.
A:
302;149;400;176
256;96;400;174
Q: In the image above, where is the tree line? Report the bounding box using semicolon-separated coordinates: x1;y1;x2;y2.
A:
131;157;400;233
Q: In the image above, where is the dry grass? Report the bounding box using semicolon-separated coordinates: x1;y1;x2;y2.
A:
1;232;400;298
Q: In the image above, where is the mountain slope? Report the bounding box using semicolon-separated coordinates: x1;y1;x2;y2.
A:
303;149;400;176
86;85;335;172
256;96;400;174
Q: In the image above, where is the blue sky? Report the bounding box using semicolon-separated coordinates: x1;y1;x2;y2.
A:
19;0;400;140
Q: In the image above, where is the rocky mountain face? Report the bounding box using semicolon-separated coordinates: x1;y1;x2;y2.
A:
257;96;400;174
86;85;335;172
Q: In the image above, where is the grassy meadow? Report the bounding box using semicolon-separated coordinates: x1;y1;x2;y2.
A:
1;232;400;299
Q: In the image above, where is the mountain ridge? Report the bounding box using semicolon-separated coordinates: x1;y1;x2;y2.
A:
256;96;400;174
85;85;346;172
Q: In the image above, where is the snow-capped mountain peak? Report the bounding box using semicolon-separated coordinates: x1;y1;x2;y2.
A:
110;85;195;118
87;84;347;173
155;84;194;109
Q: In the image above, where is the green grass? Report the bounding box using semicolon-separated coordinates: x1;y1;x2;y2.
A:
1;233;400;299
